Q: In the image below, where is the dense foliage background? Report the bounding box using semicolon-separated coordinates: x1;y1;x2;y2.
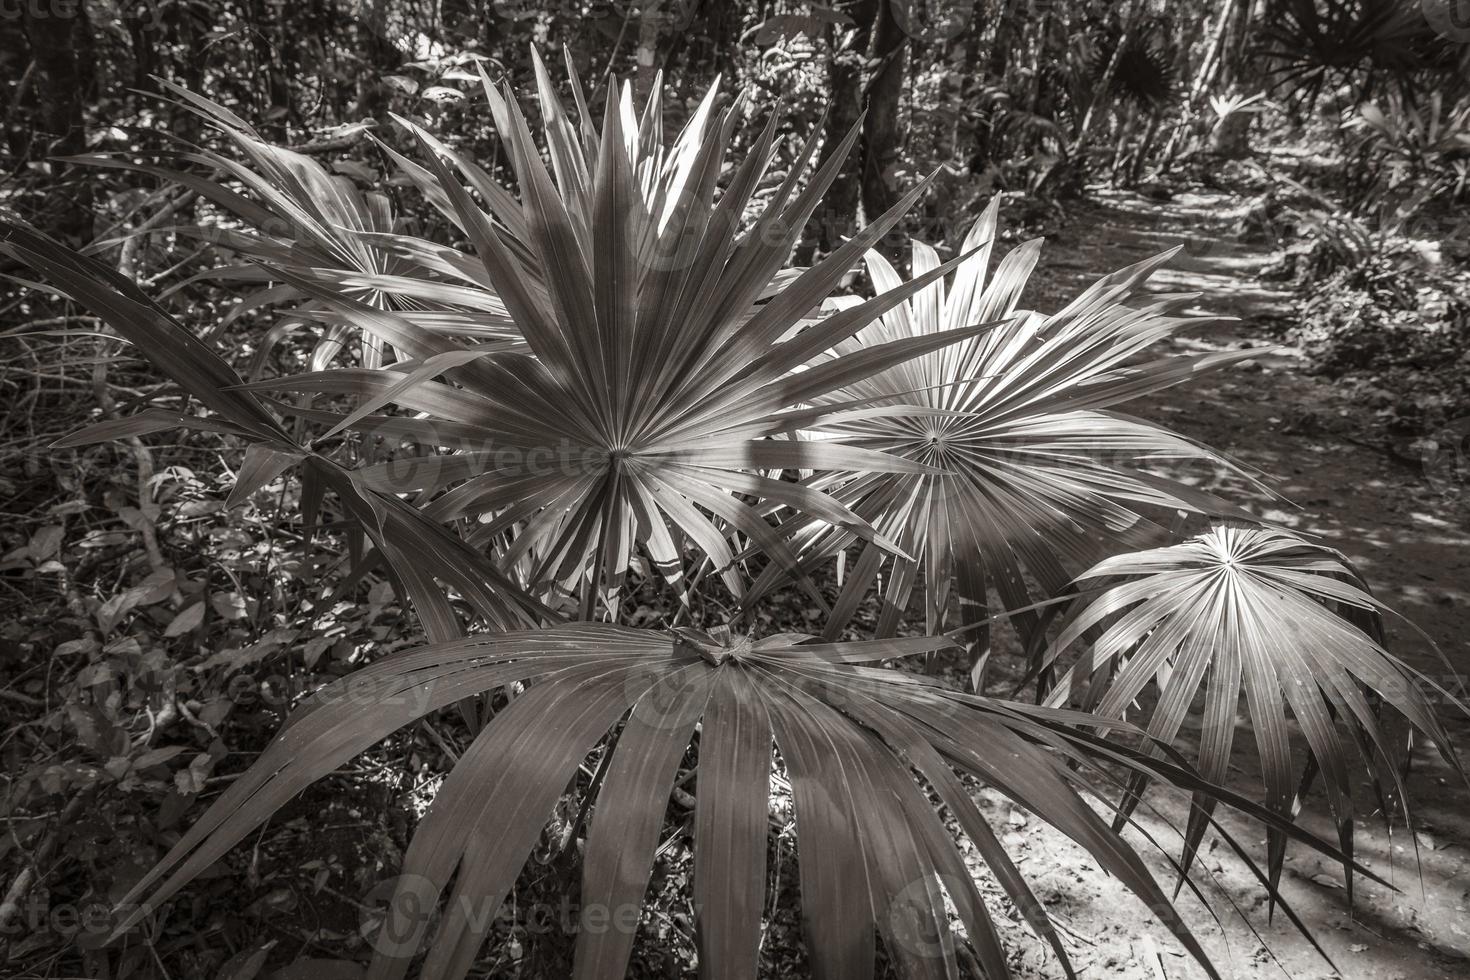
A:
4;2;1470;979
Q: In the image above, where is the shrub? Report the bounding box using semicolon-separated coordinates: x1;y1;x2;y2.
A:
2;56;1461;979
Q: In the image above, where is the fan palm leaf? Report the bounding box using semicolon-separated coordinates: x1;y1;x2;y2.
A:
72;79;484;375
230;62;1010;613
105;624;1364;980
755;199;1264;683
1255;0;1454;103
1095;22;1178;109
1036;523;1467;900
6;58;1008;623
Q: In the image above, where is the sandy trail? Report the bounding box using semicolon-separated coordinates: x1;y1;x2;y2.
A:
999;184;1470;980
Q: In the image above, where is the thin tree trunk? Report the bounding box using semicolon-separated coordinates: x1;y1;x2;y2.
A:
21;0;92;242
127;6;156;91
861;0;907;223
1212;0;1265;158
355;5;403;121
1109;100;1138;181
1128;106;1164;185
951;0;983;163
807;0;878;258
1157;0;1236;171
987;0;1019;80
1221;0;1259;89
1024;8;1050;116
970;0;1017;169
248;0;291;134
1071;0;1142;158
1189;0;1235;103
21;7;86;158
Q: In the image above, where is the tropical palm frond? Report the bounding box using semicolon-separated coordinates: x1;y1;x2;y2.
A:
1207;91;1272;130
70;79;476;374
1037;523;1468;901
7;57;1004;621
754;199;1264;683
230;59;1011;614
1098;24;1179;109
106;624;1366;980
1255;0;1455;103
1347;91;1470;174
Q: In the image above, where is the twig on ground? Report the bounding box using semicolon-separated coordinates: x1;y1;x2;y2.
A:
0;791;89;935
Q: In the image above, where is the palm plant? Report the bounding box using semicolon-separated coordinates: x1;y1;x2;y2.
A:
1035;523;1467;898
33;61;1006;620
2;54;1458;980
1255;0;1458;104
106;624;1356;980
753;199;1262;683
1094;20;1179;110
1346;92;1470;201
76;79;479;376
1207;91;1271;134
226;64;1011;616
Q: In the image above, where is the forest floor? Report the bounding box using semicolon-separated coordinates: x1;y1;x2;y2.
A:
4;172;1470;980
993;179;1470;979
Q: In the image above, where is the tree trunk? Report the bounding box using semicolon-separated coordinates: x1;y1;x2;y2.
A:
987;0;1017;78
806;0;878;258
950;0;983;164
1188;0;1235;103
22;5;86;159
248;0;291;135
861;0;907;223
1155;0;1235;170
1128;106;1164;185
1071;0;1141;158
1210;0;1266;160
1108;100;1138;181
21;0;93;243
355;4;404;121
1220;0;1258;89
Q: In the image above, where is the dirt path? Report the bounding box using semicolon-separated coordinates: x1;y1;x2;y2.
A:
999;187;1470;979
